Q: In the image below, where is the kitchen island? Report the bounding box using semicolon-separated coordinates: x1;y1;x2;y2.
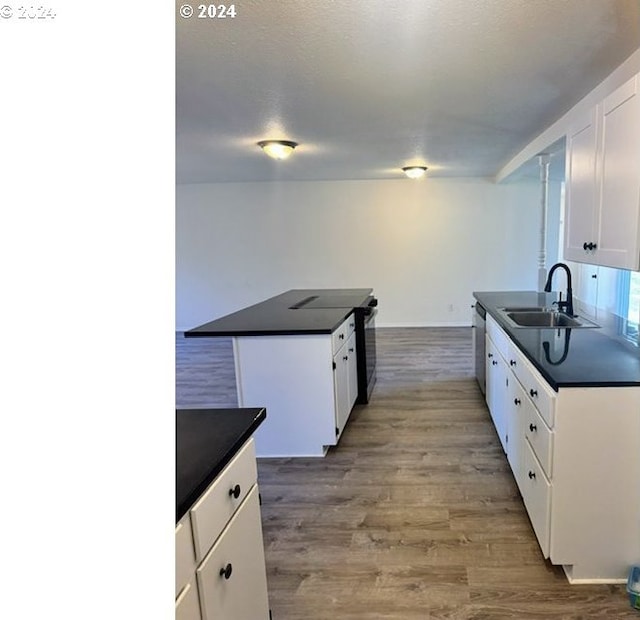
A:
474;290;640;584
185;289;377;457
175;408;270;619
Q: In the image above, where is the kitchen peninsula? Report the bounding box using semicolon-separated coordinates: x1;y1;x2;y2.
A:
175;408;270;619
185;289;378;457
474;290;640;584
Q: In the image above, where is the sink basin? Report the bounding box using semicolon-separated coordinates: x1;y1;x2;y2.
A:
500;306;551;313
503;310;599;329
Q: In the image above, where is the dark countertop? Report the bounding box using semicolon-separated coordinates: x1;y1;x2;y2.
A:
176;408;266;522
474;291;640;390
185;288;374;337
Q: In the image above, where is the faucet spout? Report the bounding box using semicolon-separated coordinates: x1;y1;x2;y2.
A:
544;262;574;317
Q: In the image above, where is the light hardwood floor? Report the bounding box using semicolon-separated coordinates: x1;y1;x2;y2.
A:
176;328;636;619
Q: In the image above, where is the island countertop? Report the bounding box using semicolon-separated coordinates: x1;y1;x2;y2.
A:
185;288;374;337
176;407;266;522
474;290;640;390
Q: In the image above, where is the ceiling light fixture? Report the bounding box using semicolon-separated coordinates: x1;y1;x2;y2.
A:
402;166;428;179
258;140;298;160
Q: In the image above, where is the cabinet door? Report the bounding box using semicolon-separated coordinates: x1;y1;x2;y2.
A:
333;345;350;439
346;331;358;410
506;374;528;492
485;337;508;453
564;107;599;263
521;442;551;558
572;263;599;316
196;486;270;620
598;74;640;270
190;439;257;561
176;582;202;620
176;518;196;597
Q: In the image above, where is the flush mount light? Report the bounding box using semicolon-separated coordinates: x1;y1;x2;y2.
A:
257;140;298;160
402;166;428;179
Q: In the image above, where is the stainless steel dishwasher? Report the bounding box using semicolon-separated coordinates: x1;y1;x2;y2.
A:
473;302;486;395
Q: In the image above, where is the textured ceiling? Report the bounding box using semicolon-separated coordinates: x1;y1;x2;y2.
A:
176;0;640;184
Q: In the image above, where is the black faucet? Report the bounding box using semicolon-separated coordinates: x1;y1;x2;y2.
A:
544;262;574;317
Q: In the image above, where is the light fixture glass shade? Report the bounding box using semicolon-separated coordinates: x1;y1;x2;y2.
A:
258;140;298;160
402;166;427;179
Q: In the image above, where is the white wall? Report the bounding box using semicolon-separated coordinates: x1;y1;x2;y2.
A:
176;178;541;330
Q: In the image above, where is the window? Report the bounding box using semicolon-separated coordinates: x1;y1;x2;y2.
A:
629;272;640;324
619;270;640;344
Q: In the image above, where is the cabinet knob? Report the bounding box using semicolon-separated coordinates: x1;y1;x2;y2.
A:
529;389;538;398
487;353;493;358
529;423;537;432
492;360;498;366
348;347;354;353
339;334;344;340
229;484;241;499
219;563;233;580
528;471;536;480
510;360;516;366
343;355;348;361
514;398;521;406
583;242;588;250
584;241;597;251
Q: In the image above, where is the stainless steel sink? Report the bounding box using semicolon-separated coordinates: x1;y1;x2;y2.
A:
500;306;551;313
499;309;600;329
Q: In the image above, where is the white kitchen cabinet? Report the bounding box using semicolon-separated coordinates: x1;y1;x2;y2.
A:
190;440;257;561
521;440;552;558
176;516;201;620
176;518;197;598
176;582;201;620
175;438;270;619
484;318;640;583
564;73;640;270
570;262;599;316
565;107;599;263
334;329;358;440
234;313;358;456
485;335;508;453
197;486;269;620
505;368;528;492
347;331;358;411
598;74;640;269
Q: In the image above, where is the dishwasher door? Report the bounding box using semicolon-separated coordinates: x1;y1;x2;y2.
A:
473;303;486;395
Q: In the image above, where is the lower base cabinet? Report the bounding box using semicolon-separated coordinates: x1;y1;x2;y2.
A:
175;438;270;618
175;582;201;620
485;315;640;583
520;439;552;558
233;314;358;457
197;486;269;619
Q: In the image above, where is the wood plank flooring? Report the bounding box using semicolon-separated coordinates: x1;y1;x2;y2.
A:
176;328;636;619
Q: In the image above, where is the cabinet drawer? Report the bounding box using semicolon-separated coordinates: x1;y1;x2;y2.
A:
196;485;270;620
176;581;202;620
508;347;556;428
522;441;552;558
332;314;355;354
176;517;196;597
190;439;258;561
525;403;554;479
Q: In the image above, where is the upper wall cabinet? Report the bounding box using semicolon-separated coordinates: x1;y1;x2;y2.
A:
564;73;640;271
